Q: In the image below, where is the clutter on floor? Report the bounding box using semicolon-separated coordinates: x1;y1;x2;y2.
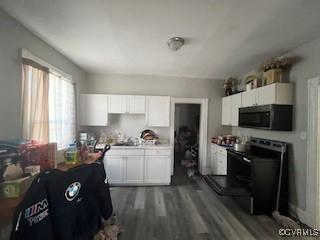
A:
182;144;199;178
175;126;200;178
272;211;300;229
95;215;123;240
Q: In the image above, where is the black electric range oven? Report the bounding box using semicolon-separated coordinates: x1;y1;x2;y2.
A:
204;138;288;215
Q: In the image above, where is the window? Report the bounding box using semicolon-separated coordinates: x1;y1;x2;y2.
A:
21;56;76;150
49;73;76;150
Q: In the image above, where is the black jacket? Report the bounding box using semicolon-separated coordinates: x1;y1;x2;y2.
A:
10;161;113;240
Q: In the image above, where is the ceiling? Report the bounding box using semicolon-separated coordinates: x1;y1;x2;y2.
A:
1;0;320;79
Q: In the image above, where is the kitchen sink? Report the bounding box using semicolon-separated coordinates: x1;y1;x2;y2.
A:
112;142;136;146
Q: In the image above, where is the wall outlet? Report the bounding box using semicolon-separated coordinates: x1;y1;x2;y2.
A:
300;131;307;140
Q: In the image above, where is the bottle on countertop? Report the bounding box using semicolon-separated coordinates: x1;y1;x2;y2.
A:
80;142;89;161
64;143;79;165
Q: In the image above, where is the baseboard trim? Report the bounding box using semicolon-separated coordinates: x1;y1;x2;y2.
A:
289;203;314;227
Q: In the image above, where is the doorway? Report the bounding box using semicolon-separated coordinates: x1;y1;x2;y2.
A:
170;98;209;184
174;104;200;182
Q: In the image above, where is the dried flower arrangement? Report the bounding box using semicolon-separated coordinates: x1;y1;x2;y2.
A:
261;57;296;72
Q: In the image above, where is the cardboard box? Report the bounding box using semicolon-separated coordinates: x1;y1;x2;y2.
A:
264;68;282;85
0;175;34;198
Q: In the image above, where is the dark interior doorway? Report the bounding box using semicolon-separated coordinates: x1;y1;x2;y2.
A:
173;104;201;185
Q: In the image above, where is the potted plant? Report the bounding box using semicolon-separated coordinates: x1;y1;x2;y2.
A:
260;57;295;85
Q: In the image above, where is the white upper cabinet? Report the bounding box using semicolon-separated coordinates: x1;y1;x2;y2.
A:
231;93;242;126
108;95;127;114
128;95;146;114
256;84;275;106
221;92;242;126
242;89;257;107
221;96;232;126
108;95;146;114
256;83;293;105
222;83;292;126
146;96;170;127
242;83;293;107
79;94;108;126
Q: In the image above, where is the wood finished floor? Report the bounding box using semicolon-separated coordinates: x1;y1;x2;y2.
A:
110;167;301;240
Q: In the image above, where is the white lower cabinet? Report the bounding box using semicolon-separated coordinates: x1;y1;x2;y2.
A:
144;156;171;184
104;156;124;184
210;144;227;175
125;156;144;184
104;148;172;185
104;155;144;184
216;152;227;175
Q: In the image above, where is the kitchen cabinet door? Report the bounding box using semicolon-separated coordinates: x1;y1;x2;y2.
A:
125;156;144;184
79;94;108;126
256;83;293;105
256;84;276;105
104;156;124;184
221;96;232;126
108;95;127;113
128;95;146;114
231;93;242;126
146;96;170;127
216;152;227;175
241;89;257;107
210;144;217;174
79;94;88;126
145;156;170;184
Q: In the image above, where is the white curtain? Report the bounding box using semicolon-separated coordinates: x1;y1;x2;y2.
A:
49;73;76;150
21;64;49;143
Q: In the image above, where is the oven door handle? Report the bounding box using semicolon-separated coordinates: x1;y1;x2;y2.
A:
243;157;251;163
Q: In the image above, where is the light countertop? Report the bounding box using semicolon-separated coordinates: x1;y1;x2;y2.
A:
211;143;233;148
109;144;173;149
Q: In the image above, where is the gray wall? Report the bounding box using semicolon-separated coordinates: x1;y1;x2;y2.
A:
85;73;231;169
233;36;320;212
0;9;87;139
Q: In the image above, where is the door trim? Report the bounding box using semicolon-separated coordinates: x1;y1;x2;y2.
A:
306;77;320;228
170;97;209;175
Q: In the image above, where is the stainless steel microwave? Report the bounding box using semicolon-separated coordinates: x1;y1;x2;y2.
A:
239;105;292;131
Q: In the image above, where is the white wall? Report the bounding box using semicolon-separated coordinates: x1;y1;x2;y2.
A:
233;36;320;218
85;73;230;169
0;9;87;139
80;114;170;141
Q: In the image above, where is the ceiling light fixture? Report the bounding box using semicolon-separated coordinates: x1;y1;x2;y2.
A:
167;37;184;51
